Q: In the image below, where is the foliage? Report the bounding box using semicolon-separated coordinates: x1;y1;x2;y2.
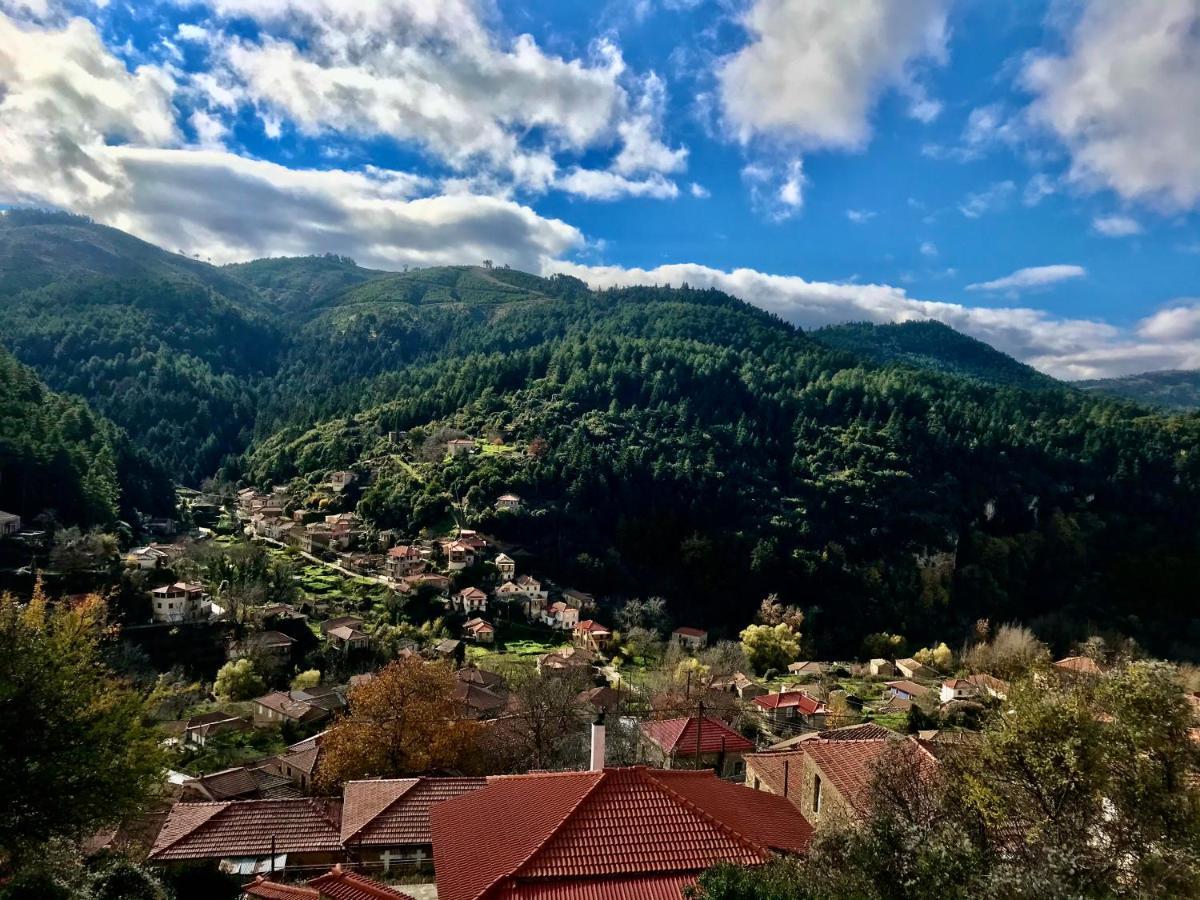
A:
315;657;484;787
1078;369;1200;411
913;642;953;671
739;623;801;675
0;586;164;864
291;668;321;690
176;727;286;776
861;632;906;660
213;658;265;701
962;623;1049;680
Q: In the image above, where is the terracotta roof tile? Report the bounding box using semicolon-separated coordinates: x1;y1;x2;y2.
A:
430;767;811;900
149;799;343;861
341;777;486;847
640;717;755;756
307;866;416;899
242;876;320;899
754;691;827;714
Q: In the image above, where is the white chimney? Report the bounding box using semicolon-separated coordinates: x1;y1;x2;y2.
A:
590;711;606;771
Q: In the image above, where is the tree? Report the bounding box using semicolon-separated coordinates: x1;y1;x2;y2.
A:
860;632;905;660
213;658;265;701
962;624;1049;680
316;657;484;788
615;597;670;636
291;668;321;690
483;669;590;773
755;593;804;631
739;623;800;675
913;641;953;671
0;587;164;866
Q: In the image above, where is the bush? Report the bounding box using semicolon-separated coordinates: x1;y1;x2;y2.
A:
213;658;265;701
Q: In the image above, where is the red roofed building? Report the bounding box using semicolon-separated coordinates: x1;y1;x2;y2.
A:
639;716;755;778
754;690;829;730
572;619;612;653
243;865;415;900
671;626;708;650
340;777;487;874
149;798;344;875
430;766;812;900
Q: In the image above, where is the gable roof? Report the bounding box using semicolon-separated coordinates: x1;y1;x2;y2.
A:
430;767;812;900
765;722;894;751
341;777;487;847
278;732;328;777
1054;656;1103;675
328;625;367;641
885;680;930;697
243;877;319;899
574;619;610;635
149;798;343;860
308;867;415;900
753;691;827;714
672;626;707;638
639;716;754;756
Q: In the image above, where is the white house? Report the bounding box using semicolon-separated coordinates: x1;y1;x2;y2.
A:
494;553;516;579
671;627;708;650
868;659;896;677
329;471;357;492
447;439;477;457
150;582;211;624
939;679;979;704
543;601;580;630
125;546;169;570
495;493;522;511
452;587;488;614
445;541;475;571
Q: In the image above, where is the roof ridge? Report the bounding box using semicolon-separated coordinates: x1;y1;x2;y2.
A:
484;770;608;897
638;768;772;861
342;779;419;843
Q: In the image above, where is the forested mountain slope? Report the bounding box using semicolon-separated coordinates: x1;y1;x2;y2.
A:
3;213;1200;656
0;346;173;525
813;320;1058;391
1077;370;1200;411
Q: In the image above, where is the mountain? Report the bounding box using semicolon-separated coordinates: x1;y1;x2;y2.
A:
4;215;1200;657
812;320;1058;391
0;345;174;526
1076;370;1200;411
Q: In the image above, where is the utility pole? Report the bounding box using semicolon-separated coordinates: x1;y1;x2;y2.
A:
694;699;704;768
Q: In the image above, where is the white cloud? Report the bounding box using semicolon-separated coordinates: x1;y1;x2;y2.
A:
718;0;949;148
966;264;1086;293
612;72;688;175
1023;173;1056;207
175;23;209;42
689;182;710;199
0;11;582;271
919;241;937;257
959;180;1016;218
742;158;805;220
1136;301;1200;341
1024;0;1200;210
846;208;875;224
556;168;678;201
1092;214;1142;237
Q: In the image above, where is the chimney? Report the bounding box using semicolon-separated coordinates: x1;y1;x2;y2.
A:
590;710;606;771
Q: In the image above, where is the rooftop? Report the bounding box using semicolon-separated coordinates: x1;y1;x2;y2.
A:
149;798;343;861
639;716;755;756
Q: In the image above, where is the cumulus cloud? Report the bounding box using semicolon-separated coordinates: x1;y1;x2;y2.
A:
959;180;1016;218
742;158;805;220
1024;0;1200;210
966;264;1086;293
556;168;679;201
689;182;710;199
0;11;582;270
1092;214;1142;237
1136;301;1200;342
718;0;949;148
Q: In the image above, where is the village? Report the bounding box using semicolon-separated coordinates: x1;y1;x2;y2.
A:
10;439;1188;900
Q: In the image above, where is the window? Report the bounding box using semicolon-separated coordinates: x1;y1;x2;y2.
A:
812;774;822;814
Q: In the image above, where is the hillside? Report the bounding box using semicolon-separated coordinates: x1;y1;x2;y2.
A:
0;346;174;526
812;320;1058;391
3;217;1200;656
1077;370;1200;411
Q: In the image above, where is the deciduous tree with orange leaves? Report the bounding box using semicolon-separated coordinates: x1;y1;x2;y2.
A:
315;657;485;789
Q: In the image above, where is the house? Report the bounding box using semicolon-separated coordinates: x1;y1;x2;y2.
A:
339;778;487;873
455;665;507;693
125;545;169;570
148;798;344;875
444;541;474;571
455;530;488;551
430;766;812;900
868;659;896;677
754;691;829;731
671;626;708;650
244;866;416;900
710;672;768;701
320;615;365;637
178;765;295;802
245;630;296;660
513;574;547;603
329;471;356;492
150;582;211;624
576;685;622;714
884;680;930;702
0;510;22;537
183;711;250;747
639;715;755;778
537;646;597;676
493;553;515;579
256;603;308;624
966;673;1011;700
542;600;579;630
253;690;336;727
939;678;978;704
462;617;495;644
249;514;292;541
326;624;369;653
573;620;612;653
271;732;328;793
746;735;939;829
1054;656;1104;676
451;587;488;614
561;588;594;609
495;493;521;511
492;581;523;603
895;658;935;679
446;438;477;457
787;661;828;679
454;680;507;718
386;545;426;578
766;722;895;752
432;638;463;660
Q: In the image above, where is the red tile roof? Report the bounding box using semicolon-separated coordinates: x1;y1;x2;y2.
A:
430;767;812;900
149;798;343;861
307;866;416;899
753;691;827;714
639;716;755;756
340;777;486;847
1054;656;1103;675
671;627;707;638
242;876;319;899
574;620;610;635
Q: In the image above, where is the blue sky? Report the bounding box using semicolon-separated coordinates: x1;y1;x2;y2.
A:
1;0;1198;378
